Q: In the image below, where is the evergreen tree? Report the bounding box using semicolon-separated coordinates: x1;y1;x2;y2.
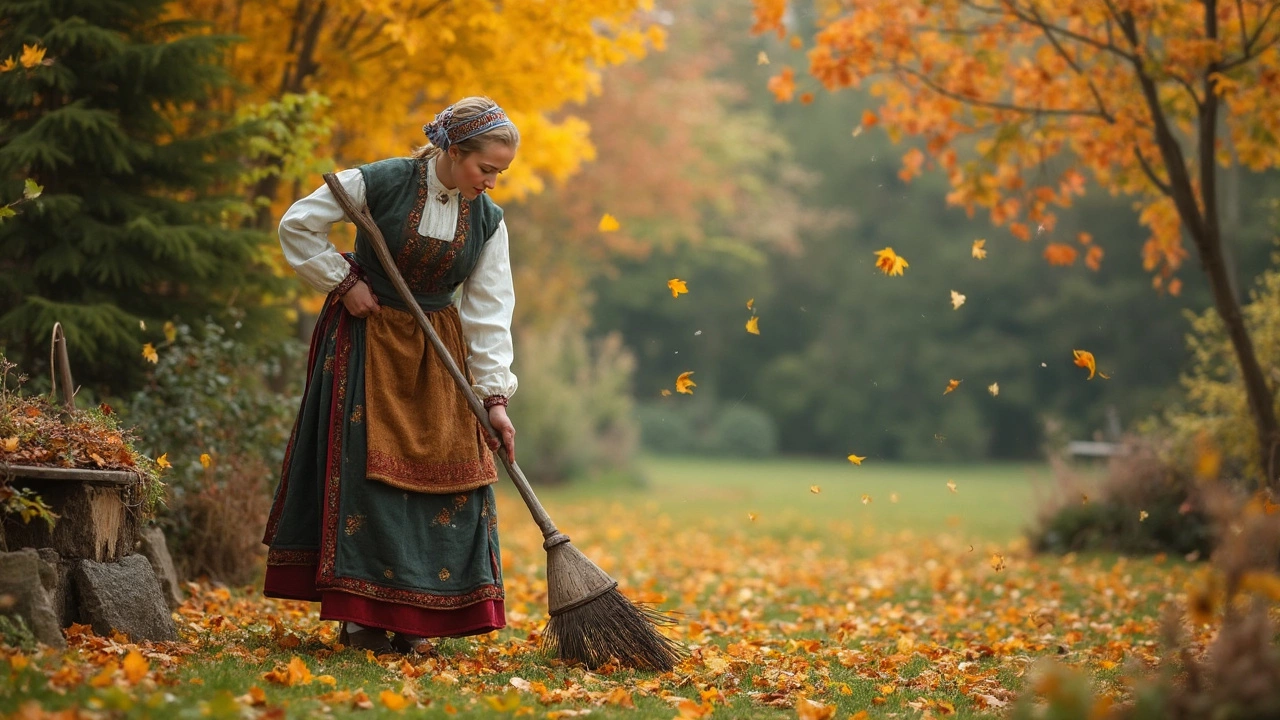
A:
0;0;284;394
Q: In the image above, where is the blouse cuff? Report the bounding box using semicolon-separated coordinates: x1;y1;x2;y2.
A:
333;254;363;297
482;395;509;410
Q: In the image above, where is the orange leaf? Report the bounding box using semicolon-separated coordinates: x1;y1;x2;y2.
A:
873;247;908;276
156;453;171;469
675;371;696;395
796;698;836;720
809;485;821;494
861;110;879;128
141;343;158;364
1072;349;1098;380
767;66;796;102
943;379;961;395
380;690;411;710
122;650;148;684
597;213;620;232
1044;243;1078;266
991;553;1006;571
667;278;688;298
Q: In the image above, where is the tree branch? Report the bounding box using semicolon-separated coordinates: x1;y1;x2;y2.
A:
894;64;1113;120
1022;1;1116;121
960;0;1137;60
1133;145;1174;195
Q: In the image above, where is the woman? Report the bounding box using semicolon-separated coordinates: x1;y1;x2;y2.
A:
263;97;520;655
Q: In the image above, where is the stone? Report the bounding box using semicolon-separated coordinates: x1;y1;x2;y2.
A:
36;548;75;628
137;526;182;610
73;554;176;641
0;549;66;648
2;482;138;562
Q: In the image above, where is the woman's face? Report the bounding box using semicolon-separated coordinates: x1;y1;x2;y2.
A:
450;142;516;201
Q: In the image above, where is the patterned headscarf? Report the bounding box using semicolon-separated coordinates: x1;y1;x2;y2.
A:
422;104;514;151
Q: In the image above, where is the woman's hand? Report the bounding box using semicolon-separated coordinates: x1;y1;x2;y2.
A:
486;405;516;464
342;280;380;318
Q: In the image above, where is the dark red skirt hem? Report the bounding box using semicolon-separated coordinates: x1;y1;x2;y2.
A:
264;563;505;637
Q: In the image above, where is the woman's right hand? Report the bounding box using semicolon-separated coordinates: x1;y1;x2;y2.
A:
342;280;380;318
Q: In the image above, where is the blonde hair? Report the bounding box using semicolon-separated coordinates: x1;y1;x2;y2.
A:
413;96;520;160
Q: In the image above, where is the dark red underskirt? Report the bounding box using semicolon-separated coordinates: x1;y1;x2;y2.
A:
264;563;505;637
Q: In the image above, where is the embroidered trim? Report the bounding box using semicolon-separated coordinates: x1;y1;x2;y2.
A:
483;395;508;410
445;109;511;145
396;160;472;294
366;449;497;495
322;576;503;610
267;548;319;566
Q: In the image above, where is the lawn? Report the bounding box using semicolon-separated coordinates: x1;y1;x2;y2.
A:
1;456;1184;719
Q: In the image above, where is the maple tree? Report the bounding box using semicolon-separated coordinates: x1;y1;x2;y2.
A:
752;0;1280;486
174;0;665;221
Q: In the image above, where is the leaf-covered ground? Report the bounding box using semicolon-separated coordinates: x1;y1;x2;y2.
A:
1;458;1200;718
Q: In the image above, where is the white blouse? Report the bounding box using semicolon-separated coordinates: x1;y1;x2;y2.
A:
278;158;518;400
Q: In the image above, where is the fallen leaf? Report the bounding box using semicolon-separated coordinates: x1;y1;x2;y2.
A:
796;697;836;720
874;247;908;276
122;650;148;684
991;553;1006;571
597;213;620;232
988;382;999;396
675;371;696;395
745;316;760;335
943;379;961;395
847;454;865;465
972;239;987;259
241;686;267;707
142;343;158;364
380;690;410;710
667;278;688;298
950;290;966;309
2;437;18;452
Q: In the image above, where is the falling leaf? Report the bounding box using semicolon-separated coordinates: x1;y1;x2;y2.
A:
874;247;908;276
1085;245;1104;271
796;698;837;720
675;371;696;395
789;35;803;49
950;290;966;309
1044;243;1079;266
0;57;15;73
2;437;18;452
889;492;899;503
660;389;672;397
757;50;769;65
1139;510;1149;522
20;44;46;69
22;179;42;201
946;479;957;493
597;213;620;232
847;454;865;465
163;321;177;343
746;298;754;310
851;126;863;137
667;278;688;298
200;453;213;469
1072;349;1098;380
991;553;1006;571
142;343;158;364
972;239;987;259
861;109;879;128
799;92;814;104
745;316;760;335
139;320;146;330
380;690;411;710
861;494;872;505
943;379;961;395
767;66;796;102
122;650;148;684
986;382;1000;397
809;485;821;494
156;453;171;469
747;512;757;522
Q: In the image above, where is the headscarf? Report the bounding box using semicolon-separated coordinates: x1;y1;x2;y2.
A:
422;104;514;151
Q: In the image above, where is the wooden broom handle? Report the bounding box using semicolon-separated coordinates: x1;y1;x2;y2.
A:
321;173;567;546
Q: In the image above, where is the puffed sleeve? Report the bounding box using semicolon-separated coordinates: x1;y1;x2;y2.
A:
458;219;518;399
278;168;366;293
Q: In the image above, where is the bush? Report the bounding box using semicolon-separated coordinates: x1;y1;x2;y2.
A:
1028;439;1213;556
636;397;779;457
506;326;641;485
125;318;302;584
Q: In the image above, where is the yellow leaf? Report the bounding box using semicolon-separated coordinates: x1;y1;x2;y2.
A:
20;44;46;69
200;453;212;469
163;321;177;343
747;512;757;521
675;371;696;395
316;675;337;686
597;213;620;232
122;650;148;684
155;453;171;470
988;382;999;396
756;51;769;65
745;316;760;335
943;379;961;395
972;239;987;259
873;247;908;276
482;690;522;712
660;389;672;397
380;690;410;710
0;57;15;73
89;661;118;688
1072;349;1098;379
796;697;836;720
746;297;754;310
847;453;865;465
861;494;872;505
946;479;957;493
141;343;158;364
809;485;821;494
1139;510;1149;522
667;278;688;298
2;436;18;452
991;553;1006;571
950;290;966;309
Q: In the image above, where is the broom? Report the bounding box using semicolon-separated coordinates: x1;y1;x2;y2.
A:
322;173;684;671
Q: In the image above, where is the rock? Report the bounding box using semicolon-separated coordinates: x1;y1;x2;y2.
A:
35;548;75;628
2;482;138;562
73;554;176;641
0;549;66;649
137;526;182;610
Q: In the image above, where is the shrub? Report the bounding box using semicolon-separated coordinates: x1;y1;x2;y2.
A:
637;397;779;457
125;318;302;584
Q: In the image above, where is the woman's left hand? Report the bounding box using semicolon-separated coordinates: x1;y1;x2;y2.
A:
486;405;516;464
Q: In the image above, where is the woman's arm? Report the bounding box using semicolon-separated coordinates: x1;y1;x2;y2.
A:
278;168;366;293
459;219;518;461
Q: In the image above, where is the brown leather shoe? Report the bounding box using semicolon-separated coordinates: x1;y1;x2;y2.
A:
338;624;396;654
391;633;438;657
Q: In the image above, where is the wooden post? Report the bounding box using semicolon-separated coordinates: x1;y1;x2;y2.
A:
49;323;75;410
